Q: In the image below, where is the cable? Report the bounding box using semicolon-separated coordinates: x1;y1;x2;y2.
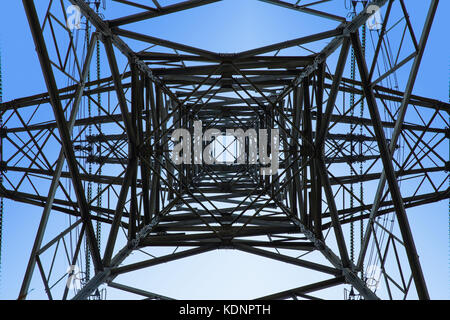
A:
360;21;366;279
95;3;102;255
349;2;356;266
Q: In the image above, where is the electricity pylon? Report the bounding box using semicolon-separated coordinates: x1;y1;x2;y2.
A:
0;0;447;300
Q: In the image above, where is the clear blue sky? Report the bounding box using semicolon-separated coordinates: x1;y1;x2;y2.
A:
0;0;448;300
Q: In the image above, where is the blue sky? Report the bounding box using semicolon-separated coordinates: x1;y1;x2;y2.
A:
0;0;449;300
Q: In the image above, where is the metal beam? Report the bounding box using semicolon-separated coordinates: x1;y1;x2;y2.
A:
358;1;440;278
108;282;175;300
258;0;345;22
235;243;341;276
280;204;379;300
18;31;98;300
22;0;102;275
351;30;430;300
313;37;351;267
108;0;222;27
111;245;217;275
256;276;346;300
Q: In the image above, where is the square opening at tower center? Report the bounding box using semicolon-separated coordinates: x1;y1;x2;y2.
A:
211;135;240;164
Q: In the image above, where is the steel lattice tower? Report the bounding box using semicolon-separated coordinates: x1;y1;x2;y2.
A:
0;0;448;300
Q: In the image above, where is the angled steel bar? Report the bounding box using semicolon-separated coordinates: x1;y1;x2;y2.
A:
62;222;86;300
35;255;53;300
108;282;175;300
315;156;351;268
273;0;389;95
68;0;182;108
103;158;137;266
73;197;179;300
103;36;136;143
139;76;151;224
320;189;450;227
368;0;394;80
313;111;446;135
113;28;220;61
398;0;419;50
315;37;350;148
357;0;440;281
111;245;218;275
22;0;102;276
111;0;157;12
18;30;98;300
257;0;345;22
235;28;343;60
101;34;145;265
311;37;351;267
37;219;83;256
302;80;313;226
313;62;325;239
234;243;341;276
256;276;346;300
108;0;222;27
292;87;305;221
350;30;430;299
276;202;379;300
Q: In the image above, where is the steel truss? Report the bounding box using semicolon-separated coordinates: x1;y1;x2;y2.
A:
0;0;448;300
